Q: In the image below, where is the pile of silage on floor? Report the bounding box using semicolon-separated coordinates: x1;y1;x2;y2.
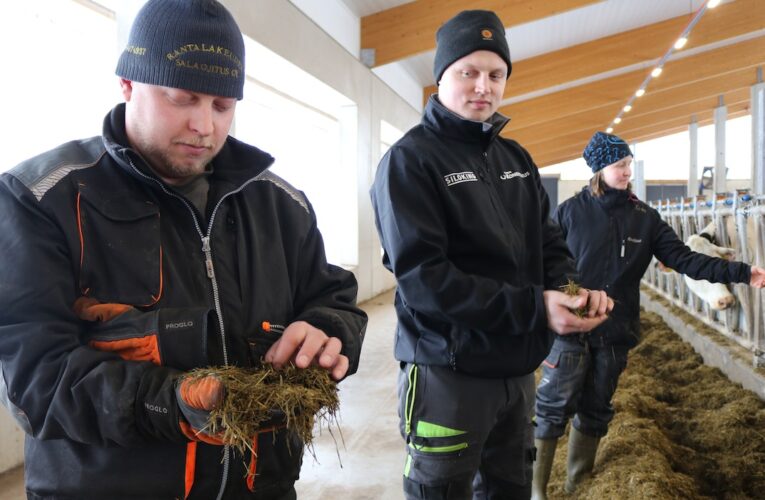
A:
542;311;765;500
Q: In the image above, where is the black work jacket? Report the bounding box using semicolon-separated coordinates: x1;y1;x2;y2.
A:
554;186;750;346
0;104;367;499
371;96;576;378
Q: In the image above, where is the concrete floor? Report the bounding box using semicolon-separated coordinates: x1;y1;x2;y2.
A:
295;289;403;499
0;467;22;500
0;290;403;499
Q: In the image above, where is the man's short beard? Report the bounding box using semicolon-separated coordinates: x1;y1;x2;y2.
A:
138;140;213;182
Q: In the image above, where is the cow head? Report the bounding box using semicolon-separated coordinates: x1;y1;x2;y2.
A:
683;226;737;310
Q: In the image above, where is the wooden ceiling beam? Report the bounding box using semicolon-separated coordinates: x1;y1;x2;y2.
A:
619;107;751;146
531;103;750;168
527;97;750;166
508;69;758;147
612;91;750;138
499;36;765;132
617;98;750;143
422;0;764;101
535;108;751;168
361;0;600;68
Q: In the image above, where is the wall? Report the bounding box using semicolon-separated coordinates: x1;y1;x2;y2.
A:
221;0;420;302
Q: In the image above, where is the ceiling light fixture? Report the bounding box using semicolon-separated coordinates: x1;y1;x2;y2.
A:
604;0;718;132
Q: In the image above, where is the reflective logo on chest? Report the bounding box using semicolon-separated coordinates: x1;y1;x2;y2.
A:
444;171;478;187
500;170;530;180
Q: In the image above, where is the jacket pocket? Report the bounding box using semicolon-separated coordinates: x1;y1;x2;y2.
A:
76;186;162;306
86;307;213;369
248;428;302;495
246;320;286;367
541;344;562;369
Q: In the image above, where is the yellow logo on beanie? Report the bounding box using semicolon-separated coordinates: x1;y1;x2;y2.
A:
166;44;243;71
125;45;146;56
164;43;243;80
481;29;493;40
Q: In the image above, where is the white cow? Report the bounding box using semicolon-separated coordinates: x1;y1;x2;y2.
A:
682;221;737;310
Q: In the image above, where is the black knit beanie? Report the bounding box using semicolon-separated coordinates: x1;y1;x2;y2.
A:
116;0;245;100
583;132;634;173
433;10;512;84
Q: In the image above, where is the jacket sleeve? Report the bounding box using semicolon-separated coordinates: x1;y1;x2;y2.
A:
651;212;750;283
532;162;578;290
0;174;188;446
292;199;367;376
371;146;547;336
552;200;569;239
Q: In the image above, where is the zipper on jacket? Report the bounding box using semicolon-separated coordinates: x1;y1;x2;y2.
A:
202;237;215;279
479;149;518;239
202;174;275;500
620;239;625;258
480;151;490;179
126;156;266;500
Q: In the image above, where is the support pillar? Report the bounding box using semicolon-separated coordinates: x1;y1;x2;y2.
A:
689;116;698;196
633;160;645;201
714;96;727;195
752;69;765;195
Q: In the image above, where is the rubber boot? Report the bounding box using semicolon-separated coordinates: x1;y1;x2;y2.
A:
531;438;558;500
564;427;600;494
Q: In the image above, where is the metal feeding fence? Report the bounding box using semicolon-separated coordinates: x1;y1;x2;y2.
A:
642;192;765;367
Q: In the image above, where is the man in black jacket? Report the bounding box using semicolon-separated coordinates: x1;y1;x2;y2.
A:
0;1;366;498
370;10;611;500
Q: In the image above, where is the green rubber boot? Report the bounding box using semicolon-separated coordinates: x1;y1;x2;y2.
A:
564;427;600;494
531;438;558;500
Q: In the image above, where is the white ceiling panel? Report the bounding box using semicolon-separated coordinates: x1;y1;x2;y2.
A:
339;0;412;18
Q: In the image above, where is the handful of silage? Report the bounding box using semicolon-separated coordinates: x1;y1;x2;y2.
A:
185;364;339;455
560;279;587;318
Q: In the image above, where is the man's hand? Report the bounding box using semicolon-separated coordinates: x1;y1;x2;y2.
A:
264;320;349;381
176;375;226;445
750;266;765;288
581;288;613;318
543;289;613;336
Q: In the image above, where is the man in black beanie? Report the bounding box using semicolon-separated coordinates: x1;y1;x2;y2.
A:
0;1;366;498
371;9;612;500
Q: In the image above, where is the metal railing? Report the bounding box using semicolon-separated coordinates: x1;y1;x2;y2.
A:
642;192;765;366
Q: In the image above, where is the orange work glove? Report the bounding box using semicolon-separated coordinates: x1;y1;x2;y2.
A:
176;375;226;446
76;296;161;364
74;296;133;322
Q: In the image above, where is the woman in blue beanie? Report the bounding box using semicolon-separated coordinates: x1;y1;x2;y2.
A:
530;131;765;499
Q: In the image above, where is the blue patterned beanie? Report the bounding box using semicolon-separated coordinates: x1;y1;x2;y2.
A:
583;132;633;173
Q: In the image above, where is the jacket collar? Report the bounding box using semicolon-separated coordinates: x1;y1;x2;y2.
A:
101;103;275;190
422;95;510;145
590;186;634;210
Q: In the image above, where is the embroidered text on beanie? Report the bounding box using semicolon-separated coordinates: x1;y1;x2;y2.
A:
116;0;245;100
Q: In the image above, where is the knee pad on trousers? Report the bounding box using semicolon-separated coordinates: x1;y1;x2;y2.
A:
473;467;532;500
403;475;472;499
